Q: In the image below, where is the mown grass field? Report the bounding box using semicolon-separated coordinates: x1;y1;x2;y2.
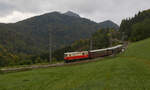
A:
1;38;150;90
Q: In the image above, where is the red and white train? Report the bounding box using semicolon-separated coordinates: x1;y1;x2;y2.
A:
64;45;123;63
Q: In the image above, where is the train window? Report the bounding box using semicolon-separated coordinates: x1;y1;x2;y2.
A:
82;53;85;55
73;53;76;56
66;54;69;57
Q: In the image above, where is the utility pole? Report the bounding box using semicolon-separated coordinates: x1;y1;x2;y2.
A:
109;29;113;47
122;32;125;42
90;38;93;50
49;28;52;63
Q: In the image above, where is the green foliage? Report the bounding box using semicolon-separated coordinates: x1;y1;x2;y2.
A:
0;45;17;67
52;46;72;61
71;39;90;51
131;19;150;41
120;9;150;41
19;59;33;65
0;45;50;67
92;29;110;49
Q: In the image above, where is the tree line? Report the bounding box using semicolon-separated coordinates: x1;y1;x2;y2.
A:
120;9;150;41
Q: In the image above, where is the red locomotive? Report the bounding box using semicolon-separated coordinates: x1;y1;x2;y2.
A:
64;45;123;63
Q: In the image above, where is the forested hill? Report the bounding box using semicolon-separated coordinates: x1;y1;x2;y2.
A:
98;20;119;30
120;9;150;41
0;11;118;54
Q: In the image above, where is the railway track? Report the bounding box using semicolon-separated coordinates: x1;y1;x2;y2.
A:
0;57;104;73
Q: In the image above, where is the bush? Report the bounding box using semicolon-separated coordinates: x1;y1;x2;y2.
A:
19;60;33;65
131;19;150;41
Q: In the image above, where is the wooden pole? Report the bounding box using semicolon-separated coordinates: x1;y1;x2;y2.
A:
49;29;52;63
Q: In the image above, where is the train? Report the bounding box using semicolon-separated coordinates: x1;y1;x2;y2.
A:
64;44;124;63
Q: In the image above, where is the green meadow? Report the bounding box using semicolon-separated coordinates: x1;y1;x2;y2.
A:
1;38;150;90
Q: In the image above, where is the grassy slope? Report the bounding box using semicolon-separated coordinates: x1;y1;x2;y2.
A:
1;38;150;90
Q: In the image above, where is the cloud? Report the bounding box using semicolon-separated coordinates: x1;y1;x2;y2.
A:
0;0;150;24
0;1;14;16
0;11;36;23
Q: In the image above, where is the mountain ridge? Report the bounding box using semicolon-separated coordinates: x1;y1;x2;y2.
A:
0;11;119;54
64;11;80;18
98;20;119;29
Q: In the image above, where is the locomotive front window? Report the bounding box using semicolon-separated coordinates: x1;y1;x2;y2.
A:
64;54;67;57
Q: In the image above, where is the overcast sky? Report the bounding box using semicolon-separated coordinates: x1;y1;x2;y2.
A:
0;0;150;25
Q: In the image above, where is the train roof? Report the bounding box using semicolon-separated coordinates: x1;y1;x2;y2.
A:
107;45;123;50
90;48;107;52
90;45;123;52
64;44;123;54
64;51;88;54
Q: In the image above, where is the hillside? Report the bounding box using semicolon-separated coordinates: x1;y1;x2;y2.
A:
0;11;118;54
1;38;150;89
